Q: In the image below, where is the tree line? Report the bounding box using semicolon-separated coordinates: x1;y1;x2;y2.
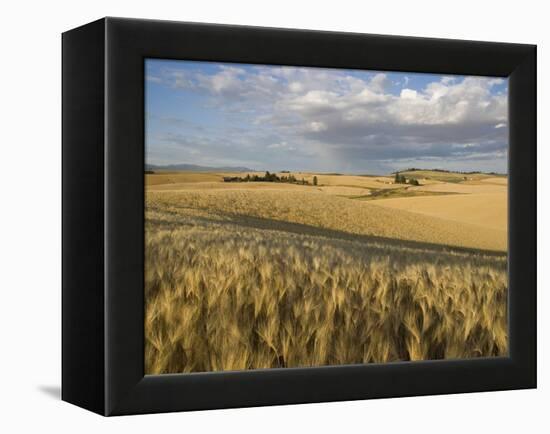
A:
224;171;318;186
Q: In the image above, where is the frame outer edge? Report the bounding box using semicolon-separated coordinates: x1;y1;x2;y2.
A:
62;18;107;415
510;45;537;387
101;17;537;415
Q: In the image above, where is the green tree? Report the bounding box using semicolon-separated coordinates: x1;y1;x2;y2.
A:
394;173;405;184
313;176;318;186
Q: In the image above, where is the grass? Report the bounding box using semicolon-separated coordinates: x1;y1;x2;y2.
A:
145;172;222;186
398;170;500;184
351;187;459;201
145;186;508;374
146;189;506;251
371;190;508;232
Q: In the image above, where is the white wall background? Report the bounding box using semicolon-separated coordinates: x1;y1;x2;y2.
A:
0;0;546;431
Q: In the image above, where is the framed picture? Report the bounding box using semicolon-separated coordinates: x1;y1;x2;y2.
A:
62;17;536;416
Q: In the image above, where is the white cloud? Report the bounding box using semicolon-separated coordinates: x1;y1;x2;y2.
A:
308;121;328;132
369;73;390;93
288;81;303;93
400;88;417;100
441;76;456;85
148;63;508;172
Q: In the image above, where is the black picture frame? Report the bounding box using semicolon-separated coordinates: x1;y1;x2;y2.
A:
62;17;536;416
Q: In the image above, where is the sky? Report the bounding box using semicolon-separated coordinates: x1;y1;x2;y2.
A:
145;59;508;174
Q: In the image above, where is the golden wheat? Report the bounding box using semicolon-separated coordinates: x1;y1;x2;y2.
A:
146;188;506;251
144;189;508;374
372;192;507;231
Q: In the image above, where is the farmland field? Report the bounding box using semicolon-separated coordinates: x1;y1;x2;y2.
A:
144;170;508;374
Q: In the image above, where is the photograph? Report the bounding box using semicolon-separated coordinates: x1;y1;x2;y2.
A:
0;0;541;428
144;59;509;374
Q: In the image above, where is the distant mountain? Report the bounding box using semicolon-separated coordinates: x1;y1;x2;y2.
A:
146;163;255;172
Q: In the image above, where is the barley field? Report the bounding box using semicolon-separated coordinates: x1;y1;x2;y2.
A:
145;171;508;374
